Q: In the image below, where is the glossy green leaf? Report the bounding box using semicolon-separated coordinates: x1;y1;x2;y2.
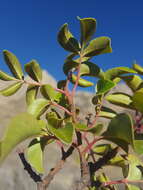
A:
132;88;143;113
107;155;125;167
105;67;137;80
75;123;103;135
57;23;80;53
0;70;16;81
120;75;142;92
124;155;143;181
3;50;23;79
71;74;94;87
134;140;143;155
48;122;74;144
26;85;39;106
0;82;23;96
27;98;50;118
125;184;140;190
24;60;42;82
133;62;143;75
78;17;96;47
40;84;56;101
83;37;112;57
96;79;116;95
63;60;79;76
27;137;45;173
93;144;112;155
105;92;134;109
99;106;117;119
80;62;104;78
104;113;134;148
0;113;46;163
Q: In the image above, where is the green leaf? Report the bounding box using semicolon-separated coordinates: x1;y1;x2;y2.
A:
26;85;39;106
125;184;140;190
105;92;134;109
57;23;80;53
105;67;137;80
75;123;103;135
132;88;143;113
0;82;23;96
63;60;79;76
26;137;45;173
120;75;142;92
40;84;56;100
0;70;16;81
24;60;42;82
3;50;23;79
133;62;143;75
99;106;117;119
48;122;74;144
96;79;116;95
27;99;50;118
107;155;125;167
80;62;104;78
0;113;46;163
78;17;96;47
83;37;112;57
134;140;143;155
124;155;143;181
93;144;112;155
103;113;134;148
71;74;94;87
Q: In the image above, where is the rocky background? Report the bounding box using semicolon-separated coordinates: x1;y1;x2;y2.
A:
0;71;141;190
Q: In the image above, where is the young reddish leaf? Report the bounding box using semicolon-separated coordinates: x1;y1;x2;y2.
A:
0;82;23;96
3;50;23;79
0;113;46;164
0;70;16;81
24;60;42;82
83;37;112;57
78;17;96;47
57;23;80;53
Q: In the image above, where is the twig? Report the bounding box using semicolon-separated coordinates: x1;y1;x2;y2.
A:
18;150;42;183
51;101;73;116
103;179;143;187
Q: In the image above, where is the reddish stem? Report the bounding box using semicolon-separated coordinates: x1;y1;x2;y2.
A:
103;179;143;186
51;102;72;116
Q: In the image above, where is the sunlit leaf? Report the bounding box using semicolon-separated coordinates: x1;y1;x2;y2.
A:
26;85;39;106
57;23;80;53
93;144;112;156
0;113;46;163
96;79;116;95
105;92;134;109
27;98;50;118
83;37;112;57
120;75;142;92
99;106;117;119
78;17;96;47
71;74;94;87
103;113;134;150
133;61;143;75
132;88;143;113
0;70;16;81
48;122;74;144
24;60;42;82
26;137;46;173
0;82;23;96
3;50;23;79
125;184;140;190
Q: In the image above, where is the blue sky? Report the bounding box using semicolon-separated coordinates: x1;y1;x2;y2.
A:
0;0;143;91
